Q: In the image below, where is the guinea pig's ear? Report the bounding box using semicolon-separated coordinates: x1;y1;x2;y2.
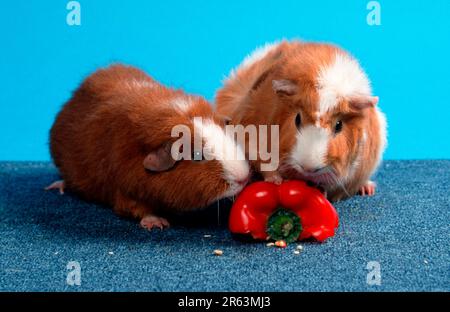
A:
272;79;298;96
349;95;379;110
143;142;177;172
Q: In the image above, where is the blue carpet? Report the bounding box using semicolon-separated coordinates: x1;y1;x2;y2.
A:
0;161;449;291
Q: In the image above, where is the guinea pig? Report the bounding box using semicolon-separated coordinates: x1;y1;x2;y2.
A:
47;64;250;229
216;40;387;202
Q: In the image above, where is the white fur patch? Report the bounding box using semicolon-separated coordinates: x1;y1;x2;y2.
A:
227;42;280;80
125;79;155;90
240;42;279;70
289;125;330;171
345;155;361;184
317;53;372;115
171;97;192;113
362;130;368;143
193;118;249;188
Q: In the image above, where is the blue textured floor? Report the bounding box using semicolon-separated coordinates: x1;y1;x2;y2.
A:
0;161;449;291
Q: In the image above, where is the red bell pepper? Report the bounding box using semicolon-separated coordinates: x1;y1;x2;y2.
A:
229;180;339;243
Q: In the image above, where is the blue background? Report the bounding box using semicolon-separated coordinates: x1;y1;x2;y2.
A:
1;0;449;161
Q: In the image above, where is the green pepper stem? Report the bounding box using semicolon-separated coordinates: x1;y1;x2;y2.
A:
266;208;302;244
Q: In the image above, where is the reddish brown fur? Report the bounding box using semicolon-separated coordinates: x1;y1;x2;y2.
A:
216;41;384;201
50;64;231;219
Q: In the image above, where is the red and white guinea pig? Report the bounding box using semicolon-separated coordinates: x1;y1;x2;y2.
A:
48;64;249;229
216;40;387;201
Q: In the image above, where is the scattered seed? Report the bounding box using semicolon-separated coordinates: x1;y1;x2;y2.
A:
266;242;275;247
294;250;301;255
424;260;429;264
203;234;212;238
108;251;114;255
275;240;287;248
213;249;223;256
54;252;59;255
296;245;303;250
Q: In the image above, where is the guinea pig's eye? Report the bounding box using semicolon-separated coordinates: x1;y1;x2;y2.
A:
334;120;343;134
192;150;205;162
295;113;302;130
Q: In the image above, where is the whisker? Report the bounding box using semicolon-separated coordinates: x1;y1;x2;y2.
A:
217;200;220;226
326;167;351;198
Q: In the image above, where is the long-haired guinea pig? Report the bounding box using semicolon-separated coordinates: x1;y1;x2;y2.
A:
216;40;387;202
47;64;250;229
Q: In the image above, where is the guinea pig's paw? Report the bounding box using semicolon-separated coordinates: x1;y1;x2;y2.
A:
359;181;376;196
44;180;65;195
140;215;170;231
